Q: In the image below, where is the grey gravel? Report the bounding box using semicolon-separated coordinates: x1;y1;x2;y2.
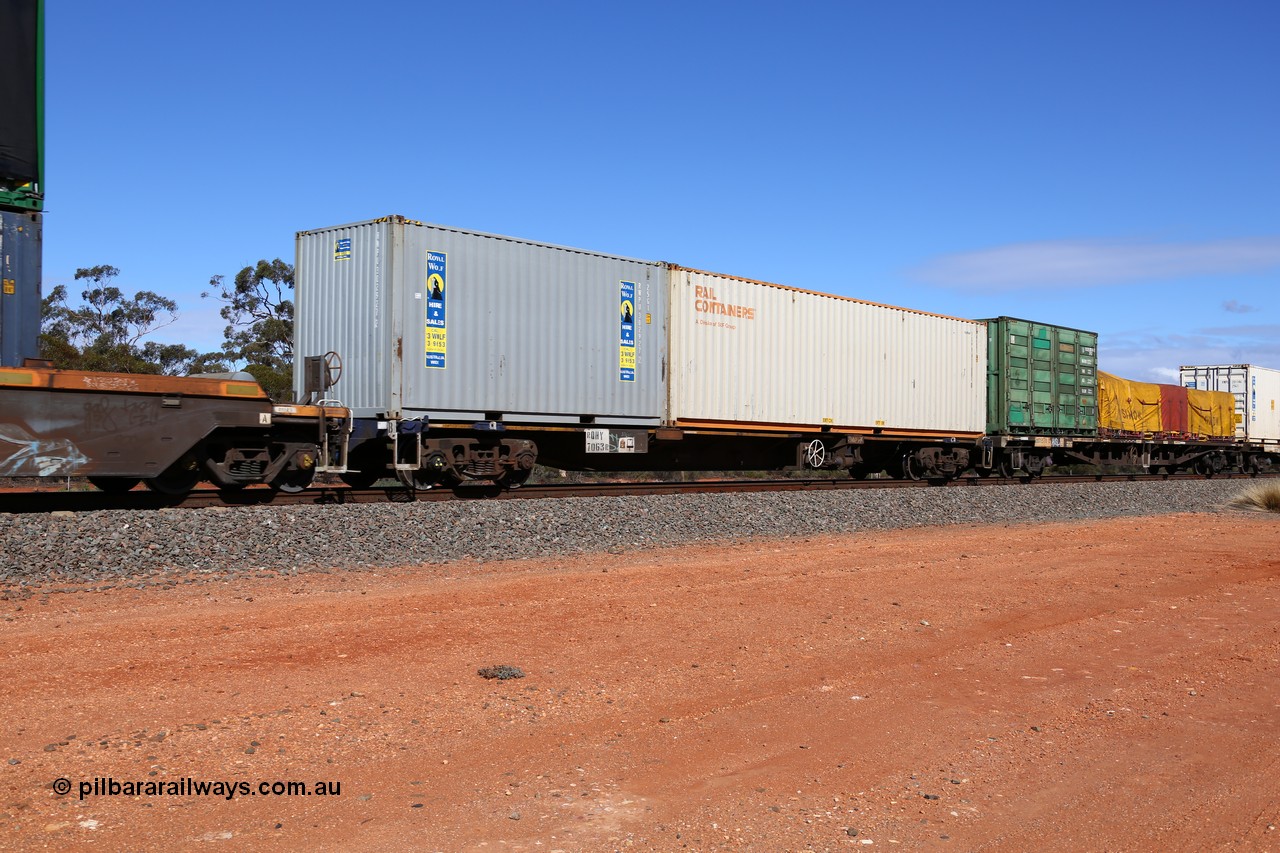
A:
0;480;1257;592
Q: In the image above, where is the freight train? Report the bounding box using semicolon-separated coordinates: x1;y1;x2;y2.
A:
2;215;1277;496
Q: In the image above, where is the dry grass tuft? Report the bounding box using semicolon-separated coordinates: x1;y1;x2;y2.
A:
1228;481;1280;513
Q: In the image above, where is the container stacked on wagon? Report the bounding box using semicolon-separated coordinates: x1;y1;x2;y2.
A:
0;214;1274;496
290;215;1274;489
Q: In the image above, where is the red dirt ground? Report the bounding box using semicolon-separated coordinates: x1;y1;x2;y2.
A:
1;512;1278;852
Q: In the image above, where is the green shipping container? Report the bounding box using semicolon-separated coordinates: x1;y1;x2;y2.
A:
985;317;1098;435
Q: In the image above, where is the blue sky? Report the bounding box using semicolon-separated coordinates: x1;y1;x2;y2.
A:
43;1;1279;381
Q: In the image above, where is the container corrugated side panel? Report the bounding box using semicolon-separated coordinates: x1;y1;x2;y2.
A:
1180;364;1280;441
294;218;397;416
0;211;41;368
984;317;1098;435
668;268;986;433
398;224;668;424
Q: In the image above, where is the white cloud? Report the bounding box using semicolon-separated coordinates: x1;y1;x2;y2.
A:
1196;324;1280;339
913;236;1280;292
1101;326;1280;383
1222;299;1260;314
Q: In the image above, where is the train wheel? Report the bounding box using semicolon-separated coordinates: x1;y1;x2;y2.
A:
144;456;201;496
339;469;380;489
804;439;826;470
505;466;533;488
902;454;926;481
273;468;316;493
394;466;460;491
341;443;388;489
88;477;141;494
1194;456;1220;478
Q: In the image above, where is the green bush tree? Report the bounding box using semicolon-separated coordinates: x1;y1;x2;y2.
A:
39;265;227;374
204;259;294;400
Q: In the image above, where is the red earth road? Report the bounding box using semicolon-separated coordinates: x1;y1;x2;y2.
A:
1;512;1277;851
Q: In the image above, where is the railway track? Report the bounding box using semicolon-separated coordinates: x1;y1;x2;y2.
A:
1;471;1274;514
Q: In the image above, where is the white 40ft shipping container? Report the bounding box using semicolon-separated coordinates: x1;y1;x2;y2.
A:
295;218;988;439
667;267;988;435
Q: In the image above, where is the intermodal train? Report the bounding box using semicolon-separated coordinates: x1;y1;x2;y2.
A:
2;216;1277;496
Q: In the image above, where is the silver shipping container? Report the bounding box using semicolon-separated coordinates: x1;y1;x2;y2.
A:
1180;364;1280;442
667;267;988;434
295;217;668;424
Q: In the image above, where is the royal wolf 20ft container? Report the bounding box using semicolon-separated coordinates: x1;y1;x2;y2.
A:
1180;364;1280;442
667;267;987;435
294;216;669;425
985;317;1098;435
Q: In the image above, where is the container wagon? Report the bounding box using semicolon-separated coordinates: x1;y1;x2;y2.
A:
665;266;986;479
294;216;988;488
0;363;346;493
1089;371;1240;473
983;317;1098;476
970;318;1243;476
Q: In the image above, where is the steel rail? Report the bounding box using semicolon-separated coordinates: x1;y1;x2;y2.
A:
1;471;1275;514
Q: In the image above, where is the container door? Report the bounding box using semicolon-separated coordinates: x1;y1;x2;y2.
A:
1056;329;1079;430
1029;324;1057;428
1002;319;1032;430
1077;335;1098;431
